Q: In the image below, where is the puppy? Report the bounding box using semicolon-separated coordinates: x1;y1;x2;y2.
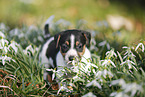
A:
39;23;91;88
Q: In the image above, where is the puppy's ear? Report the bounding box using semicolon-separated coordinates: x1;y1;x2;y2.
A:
82;31;91;47
54;33;61;48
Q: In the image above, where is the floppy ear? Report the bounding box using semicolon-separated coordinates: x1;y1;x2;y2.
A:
82;31;91;47
54;33;61;48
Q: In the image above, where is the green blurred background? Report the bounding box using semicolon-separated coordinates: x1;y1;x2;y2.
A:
0;0;145;44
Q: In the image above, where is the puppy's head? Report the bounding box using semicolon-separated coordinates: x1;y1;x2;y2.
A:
54;29;91;63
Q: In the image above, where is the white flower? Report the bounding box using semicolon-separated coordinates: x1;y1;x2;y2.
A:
9;28;19;36
96;70;102;78
0;39;9;53
124;83;143;96
57;85;69;95
98;40;106;46
120;60;136;70
98;40;110;50
56;19;71;26
18;33;24;38
86;79;102;89
0;31;5;38
90;38;98;51
82;92;96;97
0;23;7;31
122;46;136;60
38;36;44;42
135;43;144;52
111;79;126;86
110;91;129;97
9;41;19;53
0;55;15;65
46;68;56;80
96;69;113;78
111;79;143;97
23;45;34;55
101;59;116;67
0;39;9;47
83;62;98;73
106;49;117;58
45;15;55;25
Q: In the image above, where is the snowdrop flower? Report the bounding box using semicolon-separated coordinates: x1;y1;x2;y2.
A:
98;40;110;50
103;69;113;78
96;69;113;78
101;59;116;67
77;19;87;26
57;85;70;95
0;31;5;38
72;75;79;80
106;49;117;58
82;92;96;97
46;68;57;80
71;65;79;73
0;55;15;65
111;79;143;97
96;20;109;27
89;30;97;37
110;91;129;97
0;23;8;32
90;38;98;52
122;46;136;60
111;79;126;86
86;79;102;89
135;43;144;52
0;39;9;53
123;83;143;96
83;62;98;73
8;41;19;53
120;60;136;70
38;36;44;42
45;15;55;28
0;38;9;47
18;33;24;38
96;70;102;78
9;28;19;36
26;25;38;35
56;19;71;26
98;40;106;46
47;68;65;80
23;45;34;55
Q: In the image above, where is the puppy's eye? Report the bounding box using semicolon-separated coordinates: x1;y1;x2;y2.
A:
62;44;68;50
77;44;82;49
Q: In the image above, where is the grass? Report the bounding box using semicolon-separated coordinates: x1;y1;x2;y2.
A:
0;17;145;97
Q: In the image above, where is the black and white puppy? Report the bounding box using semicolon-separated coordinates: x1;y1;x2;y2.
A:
39;24;91;83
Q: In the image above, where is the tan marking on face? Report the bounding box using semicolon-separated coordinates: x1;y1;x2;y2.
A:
76;41;80;46
78;45;86;57
65;41;69;45
60;46;66;56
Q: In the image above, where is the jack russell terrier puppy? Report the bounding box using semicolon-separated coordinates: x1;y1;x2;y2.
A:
39;23;91;89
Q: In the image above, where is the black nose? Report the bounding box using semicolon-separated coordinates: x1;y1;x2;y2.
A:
69;56;74;61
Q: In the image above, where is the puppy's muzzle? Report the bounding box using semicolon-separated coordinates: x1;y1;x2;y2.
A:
69;56;74;61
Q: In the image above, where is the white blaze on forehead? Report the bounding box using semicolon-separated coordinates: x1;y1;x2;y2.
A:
64;34;78;62
70;34;75;49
